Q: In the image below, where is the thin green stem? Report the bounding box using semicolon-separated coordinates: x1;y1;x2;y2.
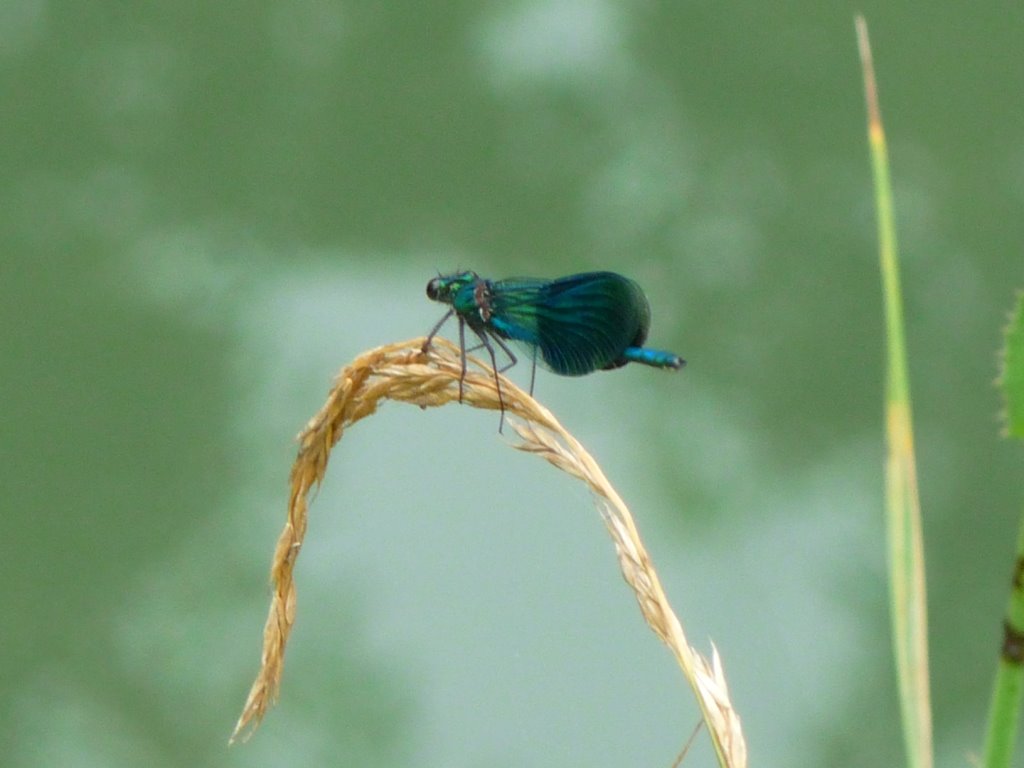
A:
983;296;1024;766
982;522;1024;767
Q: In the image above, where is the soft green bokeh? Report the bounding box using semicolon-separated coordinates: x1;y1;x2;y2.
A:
3;3;1022;766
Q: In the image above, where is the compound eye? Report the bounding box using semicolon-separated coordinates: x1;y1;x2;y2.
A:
426;278;441;300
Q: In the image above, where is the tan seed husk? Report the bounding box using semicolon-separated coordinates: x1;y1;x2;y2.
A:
230;337;746;767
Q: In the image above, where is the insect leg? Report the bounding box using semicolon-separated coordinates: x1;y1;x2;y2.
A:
457;318;468;402
489;335;518;374
422;309;454;352
472;330;507;431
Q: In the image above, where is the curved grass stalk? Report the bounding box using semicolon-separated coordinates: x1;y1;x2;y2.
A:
230;337;746;767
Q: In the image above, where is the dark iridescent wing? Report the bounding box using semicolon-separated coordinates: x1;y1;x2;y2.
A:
488;272;651;375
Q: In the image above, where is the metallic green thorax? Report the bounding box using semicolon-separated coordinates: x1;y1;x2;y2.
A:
425;271;493;325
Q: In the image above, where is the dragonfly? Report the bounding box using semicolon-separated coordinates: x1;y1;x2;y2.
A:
422;270;684;424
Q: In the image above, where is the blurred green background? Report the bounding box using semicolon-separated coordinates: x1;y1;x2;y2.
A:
3;2;1022;766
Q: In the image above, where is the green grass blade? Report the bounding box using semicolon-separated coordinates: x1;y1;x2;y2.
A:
856;17;934;768
982;528;1024;768
982;293;1024;768
1000;292;1024;440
